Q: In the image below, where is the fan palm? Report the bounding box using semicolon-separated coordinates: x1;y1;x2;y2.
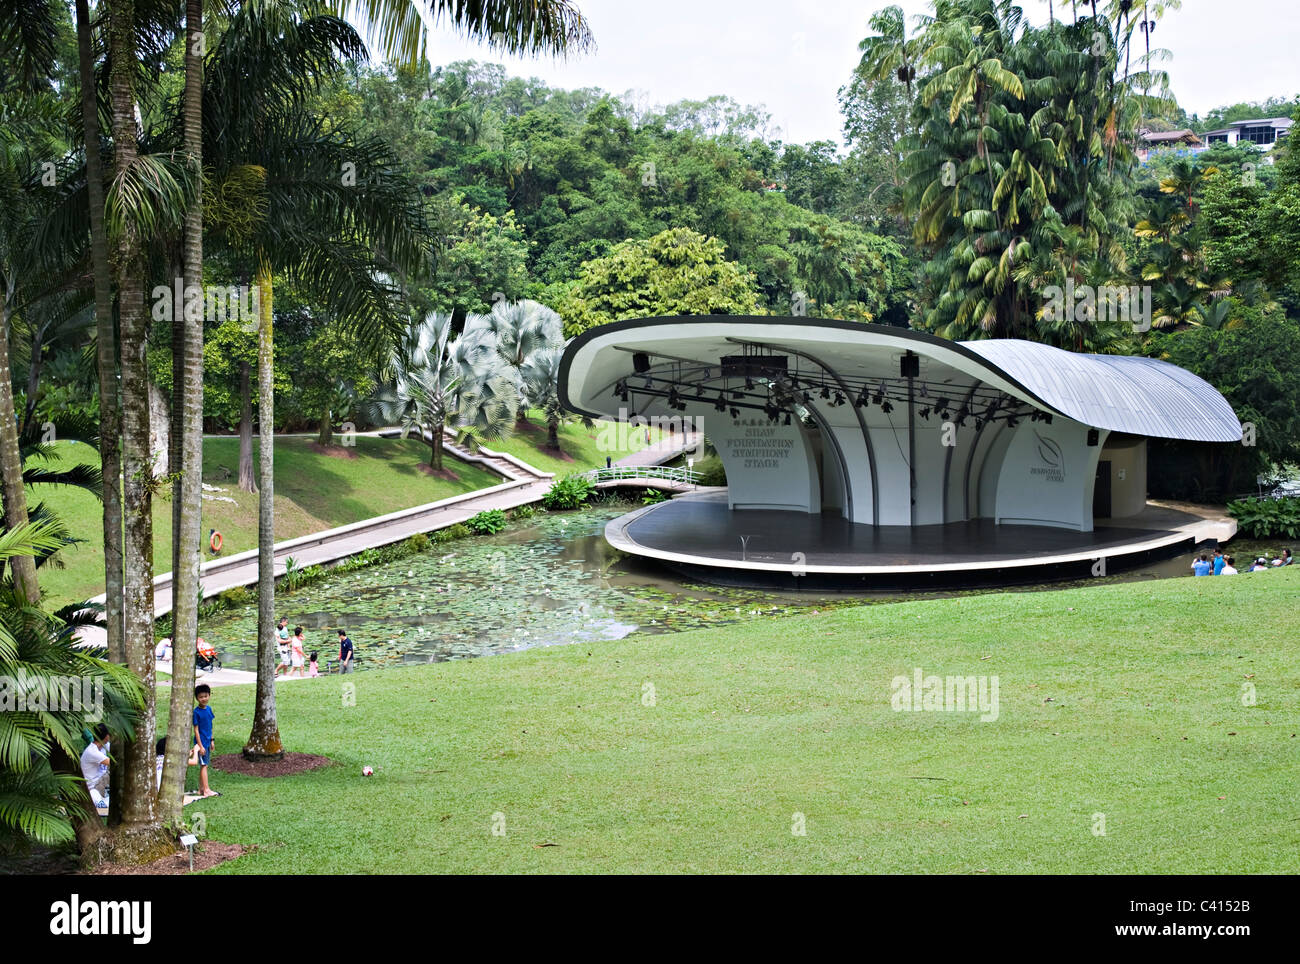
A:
371;311;517;469
468;298;563;423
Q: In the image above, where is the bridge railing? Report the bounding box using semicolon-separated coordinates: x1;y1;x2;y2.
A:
583;465;702;485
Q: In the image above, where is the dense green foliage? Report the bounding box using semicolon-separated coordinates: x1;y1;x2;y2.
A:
1227;497;1300;539
541;473;594;510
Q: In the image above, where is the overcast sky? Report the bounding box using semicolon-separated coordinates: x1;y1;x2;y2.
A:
398;0;1299;146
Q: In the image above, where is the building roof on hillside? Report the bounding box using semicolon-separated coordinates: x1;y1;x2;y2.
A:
1140;129;1201;144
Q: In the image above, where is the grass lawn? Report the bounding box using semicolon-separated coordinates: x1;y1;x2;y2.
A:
29;436;499;608
178;566;1300;873
486;412;664;476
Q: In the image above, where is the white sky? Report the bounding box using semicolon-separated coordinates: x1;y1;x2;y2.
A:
395;0;1300;147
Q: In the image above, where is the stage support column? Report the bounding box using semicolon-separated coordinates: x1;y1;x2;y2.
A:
905;351;918;526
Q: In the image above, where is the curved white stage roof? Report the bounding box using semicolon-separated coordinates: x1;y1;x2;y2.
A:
560;316;1242;533
561;316;1241;443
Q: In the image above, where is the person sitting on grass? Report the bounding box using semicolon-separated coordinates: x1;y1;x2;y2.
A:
1251;558;1269;572
1273;548;1293;566
80;724;111;807
1221;556;1238;575
192;684;219;798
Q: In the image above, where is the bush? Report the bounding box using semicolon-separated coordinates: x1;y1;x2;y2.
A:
543;473;595;510
407;532;430;553
434;523;471;543
510;504;535;520
1227;496;1300;538
218;585;252;608
694;455;727;487
466;509;507;534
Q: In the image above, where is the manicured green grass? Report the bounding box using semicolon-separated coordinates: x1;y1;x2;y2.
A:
28;436;498;607
486;412;664;477
182;567;1300;873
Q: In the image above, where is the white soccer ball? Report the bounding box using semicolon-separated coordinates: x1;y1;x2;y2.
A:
362;765;374;777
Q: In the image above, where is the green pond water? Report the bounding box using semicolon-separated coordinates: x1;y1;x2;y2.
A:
195;503;1284;672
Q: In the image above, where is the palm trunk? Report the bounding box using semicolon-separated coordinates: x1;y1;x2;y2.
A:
162;0;205;825
170;257;184;589
244;256;282;759
238;360;256;491
547;413;561;453
76;0;124;668
0;299;39;604
106;0;169;861
430;421;443;470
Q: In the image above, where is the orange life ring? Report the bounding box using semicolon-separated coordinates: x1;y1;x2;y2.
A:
209;530;223;553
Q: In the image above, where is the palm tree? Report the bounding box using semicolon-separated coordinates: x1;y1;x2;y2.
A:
517;344;568;453
853;5;921;107
195;1;431;759
370;311;517;469
469;298;563;426
0;518;141;855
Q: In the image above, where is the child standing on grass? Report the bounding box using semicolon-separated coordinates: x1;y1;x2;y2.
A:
308;651;319;677
192;684;219;797
290;626;307;678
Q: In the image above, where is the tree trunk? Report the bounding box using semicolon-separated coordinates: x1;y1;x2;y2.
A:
547;413;561;453
318;411;332;446
107;0;170;861
430;422;443;470
238;361;256;492
161;0;205;826
170;256;184;590
0;299;39;605
76;0;124;671
244;257;282;760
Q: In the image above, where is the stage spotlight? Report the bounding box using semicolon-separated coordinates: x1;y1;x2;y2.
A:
1042;414;1052;424
1029;411;1040;422
819;385;831;400
615;379;629;402
783;412;792;426
872;388;884;406
935;398;949;416
832;392;845;407
880;400;893;414
714;394;727;412
918;406;932;420
918;384;929;399
729;407;740;418
1007;416;1019;429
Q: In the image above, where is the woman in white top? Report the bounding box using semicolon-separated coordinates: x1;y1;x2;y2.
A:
290;626;307;677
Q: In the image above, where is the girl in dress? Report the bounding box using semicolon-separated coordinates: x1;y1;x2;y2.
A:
308;651;320;677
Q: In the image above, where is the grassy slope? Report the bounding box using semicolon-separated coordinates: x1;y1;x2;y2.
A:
29;436;499;607
187;567;1300;874
486;413;663;477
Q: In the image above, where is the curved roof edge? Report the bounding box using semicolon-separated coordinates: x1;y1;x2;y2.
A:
560;316;1242;443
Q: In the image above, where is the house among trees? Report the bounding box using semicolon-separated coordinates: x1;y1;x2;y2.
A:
1136;128;1202;162
1200;117;1293;155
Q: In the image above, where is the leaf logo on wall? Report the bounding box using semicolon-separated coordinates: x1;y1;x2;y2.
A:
1035;432;1063;469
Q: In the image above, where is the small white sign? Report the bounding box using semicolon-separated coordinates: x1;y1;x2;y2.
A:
179;834;198;847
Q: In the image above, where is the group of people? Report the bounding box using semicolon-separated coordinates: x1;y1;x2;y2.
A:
1191;547;1293;576
274;617;355;677
80;681;220;810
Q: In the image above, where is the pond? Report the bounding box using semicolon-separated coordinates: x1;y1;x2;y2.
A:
195;501;1284;672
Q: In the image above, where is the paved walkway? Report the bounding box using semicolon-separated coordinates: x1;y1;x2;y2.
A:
74;429;701;666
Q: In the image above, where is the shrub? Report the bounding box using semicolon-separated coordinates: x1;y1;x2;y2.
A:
466;509;507;534
218;585;252;608
1227;496;1300;538
543;473;595;510
434;523;471;543
694;456;727;487
510;504;535;520
407;532;430;553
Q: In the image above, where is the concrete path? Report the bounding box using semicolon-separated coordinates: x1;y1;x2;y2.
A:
74;429;702;661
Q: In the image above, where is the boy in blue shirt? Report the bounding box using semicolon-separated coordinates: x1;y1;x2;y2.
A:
192;684;219;797
1212;548;1226;575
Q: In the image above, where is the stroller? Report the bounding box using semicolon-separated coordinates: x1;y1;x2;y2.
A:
196;638;221;673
